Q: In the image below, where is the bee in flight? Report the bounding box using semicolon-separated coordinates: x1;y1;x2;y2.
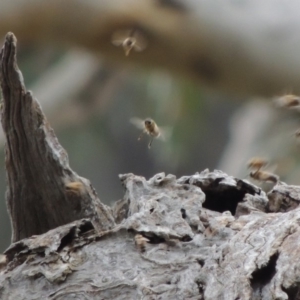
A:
134;234;150;253
273;94;300;109
130;117;170;149
247;157;269;171
249;170;279;184
65;181;88;199
111;29;147;56
247;156;279;184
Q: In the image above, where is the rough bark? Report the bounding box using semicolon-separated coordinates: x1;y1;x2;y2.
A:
1;0;300;96
0;33;115;242
1;170;300;299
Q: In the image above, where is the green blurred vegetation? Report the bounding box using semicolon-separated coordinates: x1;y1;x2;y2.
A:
0;45;240;252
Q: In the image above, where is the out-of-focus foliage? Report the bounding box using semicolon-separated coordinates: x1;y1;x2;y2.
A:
0;45;239;251
2;45;300;253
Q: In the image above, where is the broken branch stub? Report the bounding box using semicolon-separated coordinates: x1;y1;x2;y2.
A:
0;32;114;242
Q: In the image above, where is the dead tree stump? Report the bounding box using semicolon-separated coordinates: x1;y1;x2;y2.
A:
0;32;114;242
0;32;300;300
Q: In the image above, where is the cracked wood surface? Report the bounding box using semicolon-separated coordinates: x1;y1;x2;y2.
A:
0;33;115;242
1;170;300;299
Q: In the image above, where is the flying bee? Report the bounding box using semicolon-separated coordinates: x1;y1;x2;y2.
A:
134;234;150;253
247;157;269;171
249;170;279;184
65;181;87;197
130;117;171;148
247;156;278;184
273;94;300;109
0;254;7;268
111;29;147;56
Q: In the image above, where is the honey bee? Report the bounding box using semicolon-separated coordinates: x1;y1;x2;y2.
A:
247;157;269;171
249;170;279;184
274;94;300;108
65;181;86;197
0;254;7;268
134;234;150;253
130;117;170;148
111;29;147;56
247;156;279;183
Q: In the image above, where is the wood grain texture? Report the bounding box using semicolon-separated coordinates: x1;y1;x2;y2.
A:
0;33;115;242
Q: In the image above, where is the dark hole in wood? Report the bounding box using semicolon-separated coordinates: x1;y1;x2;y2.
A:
191;225;198;232
37;251;46;258
142;233;165;244
250;253;278;290
181;208;187;218
142;232;192;244
78;220;94;234
282;285;300;299
150;208;154;213
148;236;165;244
183;185;190;191
57;226;77;252
181;235;193;242
198;179;257;215
197;259;205;267
202;188;245;215
181;178;190;184
4;242;28;261
195;279;205;296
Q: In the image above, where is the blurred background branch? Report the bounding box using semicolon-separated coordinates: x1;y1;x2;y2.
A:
0;0;300;252
1;0;300;95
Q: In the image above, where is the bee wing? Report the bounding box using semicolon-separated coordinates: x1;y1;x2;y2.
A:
246;157;269;170
130;117;145;130
273;95;300;108
157;126;172;141
111;29;132;46
133;43;147;52
111;39;124;46
133;33;148;52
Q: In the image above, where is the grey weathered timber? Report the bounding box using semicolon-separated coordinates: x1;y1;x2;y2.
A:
1;170;300;299
0;33;115;242
2;33;300;300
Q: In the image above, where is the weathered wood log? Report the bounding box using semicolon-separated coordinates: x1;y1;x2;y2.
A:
0;33;115;242
1;170;300;299
2;32;300;300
